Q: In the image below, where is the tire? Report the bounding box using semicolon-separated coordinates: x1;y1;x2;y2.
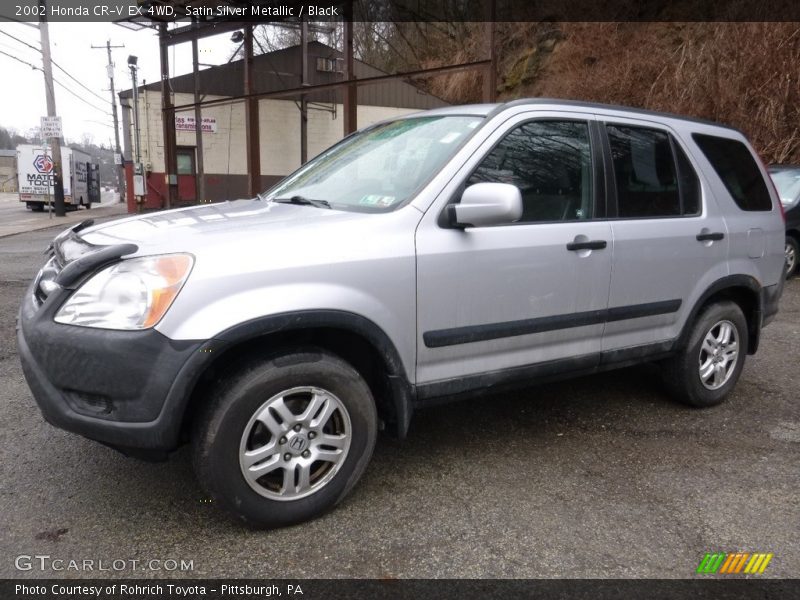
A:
192;349;377;529
661;300;748;408
786;236;799;278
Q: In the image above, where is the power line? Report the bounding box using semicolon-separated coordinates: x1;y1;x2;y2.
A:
52;76;113;117
0;29;110;105
82;119;114;129
0;29;38;52
0;49;112;117
52;58;109;105
0;47;37;70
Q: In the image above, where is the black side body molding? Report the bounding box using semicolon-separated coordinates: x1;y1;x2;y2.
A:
423;299;682;348
416;340;676;404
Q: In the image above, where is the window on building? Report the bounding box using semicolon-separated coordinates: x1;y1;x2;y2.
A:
316;57;341;73
467;120;593;223
176;150;194;175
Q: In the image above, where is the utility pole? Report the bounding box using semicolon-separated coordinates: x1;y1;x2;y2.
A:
38;0;66;217
92;40;125;201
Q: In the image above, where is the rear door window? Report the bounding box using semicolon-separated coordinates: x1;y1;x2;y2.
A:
606;125;702;218
692;133;772;211
606;125;681;218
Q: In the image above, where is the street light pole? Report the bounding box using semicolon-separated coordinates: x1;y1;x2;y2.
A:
38;1;66;217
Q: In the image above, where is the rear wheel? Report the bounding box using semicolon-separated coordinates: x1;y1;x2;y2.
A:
192;349;377;528
786;236;798;278
662;301;748;407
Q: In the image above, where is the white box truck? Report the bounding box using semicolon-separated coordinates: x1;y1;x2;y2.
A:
17;144;92;211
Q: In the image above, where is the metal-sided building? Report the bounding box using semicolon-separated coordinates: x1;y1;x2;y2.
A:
0;149;17;192
118;41;447;211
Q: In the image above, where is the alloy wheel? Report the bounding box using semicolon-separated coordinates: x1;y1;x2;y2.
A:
239;386;352;501
786;240;797;275
698;319;739;391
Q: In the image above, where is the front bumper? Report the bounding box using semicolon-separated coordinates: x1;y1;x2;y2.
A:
17;280;213;454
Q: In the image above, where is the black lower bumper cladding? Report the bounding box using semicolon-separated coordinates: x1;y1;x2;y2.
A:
17;277;211;454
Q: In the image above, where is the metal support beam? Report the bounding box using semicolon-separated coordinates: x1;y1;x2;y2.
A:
191;22;205;203
171;59;492;112
244;25;261;197
159;22;176;209
159;21;250;47
342;4;357;135
483;0;497;103
300;18;308;165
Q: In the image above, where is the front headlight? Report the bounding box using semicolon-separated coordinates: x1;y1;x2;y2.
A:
54;254;194;330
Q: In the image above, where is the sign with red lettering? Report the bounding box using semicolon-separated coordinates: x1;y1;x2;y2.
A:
175;115;217;133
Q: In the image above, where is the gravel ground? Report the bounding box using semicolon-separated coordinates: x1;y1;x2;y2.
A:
0;222;798;579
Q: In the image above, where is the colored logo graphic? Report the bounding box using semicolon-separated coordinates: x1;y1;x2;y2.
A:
696;552;773;575
34;154;54;174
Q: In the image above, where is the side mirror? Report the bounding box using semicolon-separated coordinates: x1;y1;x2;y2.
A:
448;183;523;228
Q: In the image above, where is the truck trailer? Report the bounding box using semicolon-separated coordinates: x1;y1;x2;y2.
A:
17;144;93;211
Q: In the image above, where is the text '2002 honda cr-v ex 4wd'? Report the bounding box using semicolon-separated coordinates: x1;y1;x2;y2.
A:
18;100;785;528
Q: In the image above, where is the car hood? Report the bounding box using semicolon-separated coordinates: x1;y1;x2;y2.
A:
79;199;380;252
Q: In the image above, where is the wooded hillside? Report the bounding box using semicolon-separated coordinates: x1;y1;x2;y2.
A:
419;22;800;164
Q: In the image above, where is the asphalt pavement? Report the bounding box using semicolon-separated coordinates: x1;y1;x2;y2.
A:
0;220;798;579
0;192;126;238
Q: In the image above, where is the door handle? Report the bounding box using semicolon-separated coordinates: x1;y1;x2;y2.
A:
696;232;725;242
566;240;607;251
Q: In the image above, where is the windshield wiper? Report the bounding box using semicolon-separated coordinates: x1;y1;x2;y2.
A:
272;195;331;209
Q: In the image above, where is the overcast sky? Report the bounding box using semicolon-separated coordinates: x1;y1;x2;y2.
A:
0;21;235;146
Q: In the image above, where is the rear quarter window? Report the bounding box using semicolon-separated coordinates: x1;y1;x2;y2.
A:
692;133;773;211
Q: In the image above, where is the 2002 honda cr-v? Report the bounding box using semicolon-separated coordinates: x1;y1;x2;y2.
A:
18;100;785;528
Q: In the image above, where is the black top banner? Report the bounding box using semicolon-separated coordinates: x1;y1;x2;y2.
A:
2;0;800;23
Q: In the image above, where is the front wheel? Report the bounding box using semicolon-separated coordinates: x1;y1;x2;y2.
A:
192;349;377;528
662;300;748;407
786;236;798;278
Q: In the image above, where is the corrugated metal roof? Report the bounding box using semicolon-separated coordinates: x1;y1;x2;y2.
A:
119;41;448;110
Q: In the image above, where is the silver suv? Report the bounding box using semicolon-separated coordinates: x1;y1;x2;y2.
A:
18;100;785;528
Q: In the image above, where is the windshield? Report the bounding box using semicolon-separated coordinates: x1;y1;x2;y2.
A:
769;167;800;206
264;115;483;211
